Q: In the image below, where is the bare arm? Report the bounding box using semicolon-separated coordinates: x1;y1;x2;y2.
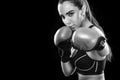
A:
92;26;110;57
61;61;76;77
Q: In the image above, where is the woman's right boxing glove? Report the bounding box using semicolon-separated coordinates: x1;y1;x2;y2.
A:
54;26;72;62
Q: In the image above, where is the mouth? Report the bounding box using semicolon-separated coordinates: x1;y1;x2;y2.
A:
69;24;81;31
69;24;76;29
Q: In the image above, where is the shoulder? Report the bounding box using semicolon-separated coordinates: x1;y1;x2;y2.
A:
90;25;106;38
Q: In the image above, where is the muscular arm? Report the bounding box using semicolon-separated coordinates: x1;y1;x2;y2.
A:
61;61;76;77
92;26;110;57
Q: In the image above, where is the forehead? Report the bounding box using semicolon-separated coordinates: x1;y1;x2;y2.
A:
58;1;78;15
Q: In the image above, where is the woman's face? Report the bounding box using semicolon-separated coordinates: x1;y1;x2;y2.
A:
58;1;83;29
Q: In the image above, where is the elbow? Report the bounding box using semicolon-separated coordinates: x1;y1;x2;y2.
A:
63;72;71;77
62;68;74;77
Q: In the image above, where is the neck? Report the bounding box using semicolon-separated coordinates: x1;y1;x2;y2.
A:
73;19;92;31
81;19;92;28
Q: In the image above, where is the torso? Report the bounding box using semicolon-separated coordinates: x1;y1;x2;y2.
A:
70;49;106;75
78;73;105;80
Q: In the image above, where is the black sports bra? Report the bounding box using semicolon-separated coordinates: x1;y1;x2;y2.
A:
70;50;106;75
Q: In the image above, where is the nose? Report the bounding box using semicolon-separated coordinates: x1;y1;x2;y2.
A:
63;17;71;26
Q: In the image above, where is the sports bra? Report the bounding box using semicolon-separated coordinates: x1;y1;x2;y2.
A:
70;25;106;75
70;50;106;75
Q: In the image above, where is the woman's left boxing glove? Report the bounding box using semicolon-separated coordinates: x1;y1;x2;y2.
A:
71;27;103;51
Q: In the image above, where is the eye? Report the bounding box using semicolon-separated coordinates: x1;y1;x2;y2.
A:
67;12;74;17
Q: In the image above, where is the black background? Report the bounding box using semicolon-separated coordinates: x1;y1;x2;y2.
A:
4;0;120;80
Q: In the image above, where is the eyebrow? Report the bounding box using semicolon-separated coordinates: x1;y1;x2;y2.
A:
60;10;74;18
66;10;74;15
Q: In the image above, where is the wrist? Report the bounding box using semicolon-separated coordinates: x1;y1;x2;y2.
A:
61;50;71;63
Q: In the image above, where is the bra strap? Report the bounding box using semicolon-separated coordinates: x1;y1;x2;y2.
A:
89;25;94;28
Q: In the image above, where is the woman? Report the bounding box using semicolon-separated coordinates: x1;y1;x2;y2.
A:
54;0;112;80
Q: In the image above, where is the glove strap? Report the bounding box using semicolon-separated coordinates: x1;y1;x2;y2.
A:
61;49;71;63
88;36;106;51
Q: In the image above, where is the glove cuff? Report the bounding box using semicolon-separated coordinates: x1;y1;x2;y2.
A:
89;36;105;51
61;50;71;63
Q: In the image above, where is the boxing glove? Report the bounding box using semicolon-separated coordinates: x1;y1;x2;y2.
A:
72;27;105;51
54;26;72;62
91;36;106;51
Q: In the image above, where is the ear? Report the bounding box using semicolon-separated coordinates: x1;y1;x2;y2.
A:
78;5;86;19
78;10;82;18
81;4;86;16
